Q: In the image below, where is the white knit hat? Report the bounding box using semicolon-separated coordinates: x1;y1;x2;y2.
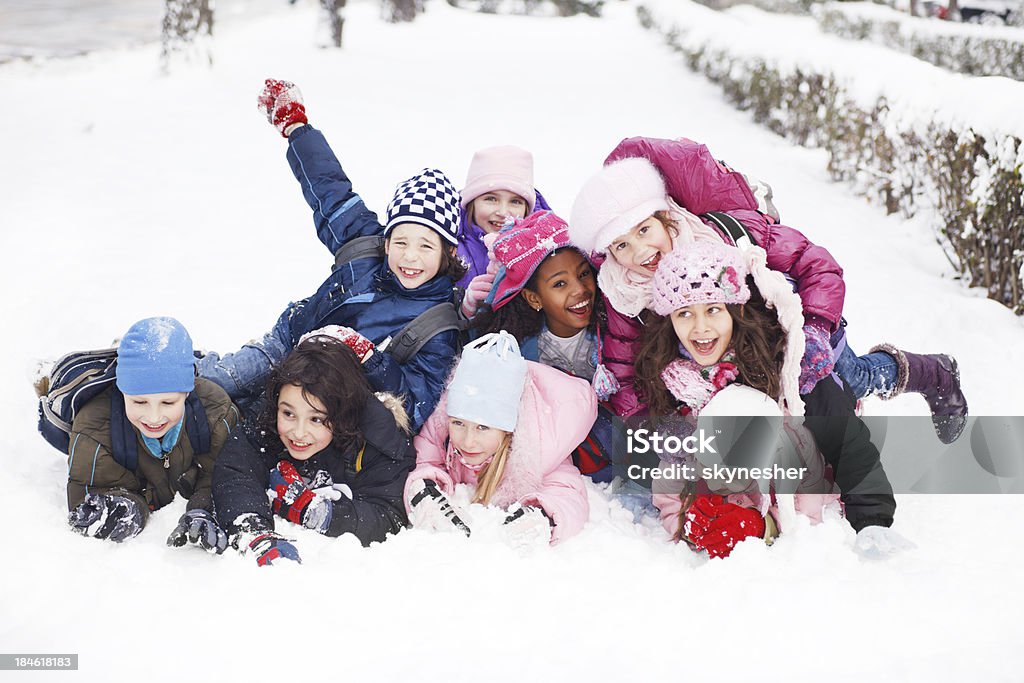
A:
569;157;670;255
447;332;529;432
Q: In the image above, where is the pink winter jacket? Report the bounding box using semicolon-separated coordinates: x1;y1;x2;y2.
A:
405;362;597;544
602;136;847;419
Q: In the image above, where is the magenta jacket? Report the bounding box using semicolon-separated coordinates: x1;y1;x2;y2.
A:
601;136;847;418
405;361;596;544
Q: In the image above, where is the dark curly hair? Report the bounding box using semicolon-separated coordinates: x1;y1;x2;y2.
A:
635;278;787;417
257;336;373;451
471;246;606;343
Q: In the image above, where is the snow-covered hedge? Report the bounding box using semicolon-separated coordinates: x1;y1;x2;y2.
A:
812;1;1024;80
636;0;1024;314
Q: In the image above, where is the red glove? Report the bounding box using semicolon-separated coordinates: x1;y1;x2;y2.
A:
460;271;496;318
257;78;308;137
683;495;766;559
299;324;375;362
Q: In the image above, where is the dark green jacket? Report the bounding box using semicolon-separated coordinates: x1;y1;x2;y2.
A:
67;378;239;528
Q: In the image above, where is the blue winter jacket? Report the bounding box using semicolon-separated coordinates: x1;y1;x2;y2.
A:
281;125;459;431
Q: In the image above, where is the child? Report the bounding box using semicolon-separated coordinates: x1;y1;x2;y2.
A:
471;211;622;480
456;145;552;290
212;330;416;566
66;317;239;551
197;79;464;432
405;331;594;546
570;139;967;444
635;242;900;556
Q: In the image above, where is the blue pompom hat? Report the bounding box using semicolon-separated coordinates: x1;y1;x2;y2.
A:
115;317;196;396
447;331;528;432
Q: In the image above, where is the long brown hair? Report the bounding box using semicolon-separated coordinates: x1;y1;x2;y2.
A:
634;278;787;418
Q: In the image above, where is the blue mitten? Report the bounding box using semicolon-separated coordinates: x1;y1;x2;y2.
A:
798;324;835;394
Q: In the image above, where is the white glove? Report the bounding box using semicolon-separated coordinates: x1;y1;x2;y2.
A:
500;504;552;551
854;525;916;560
408;479;472;536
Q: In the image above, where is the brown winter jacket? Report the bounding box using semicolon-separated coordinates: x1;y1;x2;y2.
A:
66;378;239;528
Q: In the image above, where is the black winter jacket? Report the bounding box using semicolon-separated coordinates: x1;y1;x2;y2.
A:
212;394;415;546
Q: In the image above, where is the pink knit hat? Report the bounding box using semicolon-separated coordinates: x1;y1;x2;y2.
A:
460;145;536;212
487;211;572;311
650;242;750;316
569;157;670;255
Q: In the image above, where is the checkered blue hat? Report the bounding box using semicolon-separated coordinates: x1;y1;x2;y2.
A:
385;168;461;245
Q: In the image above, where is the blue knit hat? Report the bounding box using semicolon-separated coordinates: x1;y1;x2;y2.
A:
115;317;196;396
447;331;528;432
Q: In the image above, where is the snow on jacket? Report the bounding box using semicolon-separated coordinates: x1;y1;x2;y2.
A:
599;136;847;419
67;379;239;527
280;125;459;430
212;392;415;546
405;361;596;544
456;190;552;288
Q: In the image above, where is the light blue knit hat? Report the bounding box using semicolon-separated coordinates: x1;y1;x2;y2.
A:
115;317;196;396
447;331;528;432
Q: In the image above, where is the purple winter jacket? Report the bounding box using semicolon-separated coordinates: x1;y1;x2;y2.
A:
456;190;552;288
601;136;847;419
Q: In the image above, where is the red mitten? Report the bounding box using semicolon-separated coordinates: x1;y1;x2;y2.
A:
683;495;766;559
257;78;308;137
299;324;375;361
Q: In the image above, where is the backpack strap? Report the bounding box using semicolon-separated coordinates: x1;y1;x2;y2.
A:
333;235;386;272
384;302;462;365
701;211;758;251
183;391;212;455
109;387;139;472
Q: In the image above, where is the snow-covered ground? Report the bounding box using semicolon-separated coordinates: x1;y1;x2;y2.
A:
2;1;1023;680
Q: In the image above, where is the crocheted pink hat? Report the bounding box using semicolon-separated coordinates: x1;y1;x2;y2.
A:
461;145;536;212
488;211;573;311
650;242;750;316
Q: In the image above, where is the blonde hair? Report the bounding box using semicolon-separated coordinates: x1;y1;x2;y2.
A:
471;432;513;505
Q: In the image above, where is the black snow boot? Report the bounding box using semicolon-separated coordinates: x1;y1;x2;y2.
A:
871;344;968;444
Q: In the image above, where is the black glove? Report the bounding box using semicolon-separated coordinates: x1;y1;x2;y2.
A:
166;509;228;554
68;493;143;542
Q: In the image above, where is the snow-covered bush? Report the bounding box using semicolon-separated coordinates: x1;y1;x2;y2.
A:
446;0;603;15
813;1;1024;80
637;1;1024;314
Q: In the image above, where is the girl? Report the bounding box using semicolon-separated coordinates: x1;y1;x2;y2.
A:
65;317;239;552
635;243;888;557
198;79;465;432
570;137;967;445
212;329;416;566
471;211;621;481
456;144;552;289
405;332;595;546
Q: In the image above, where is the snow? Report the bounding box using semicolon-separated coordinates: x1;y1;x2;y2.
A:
3;0;1024;680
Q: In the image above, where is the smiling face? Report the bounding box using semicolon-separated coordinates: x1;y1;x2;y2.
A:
123;392;188;439
448;416;509;467
520;249;597;338
276;383;333;461
671;303;735;366
469;190;529;233
607;215;676;277
385;223;445;289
